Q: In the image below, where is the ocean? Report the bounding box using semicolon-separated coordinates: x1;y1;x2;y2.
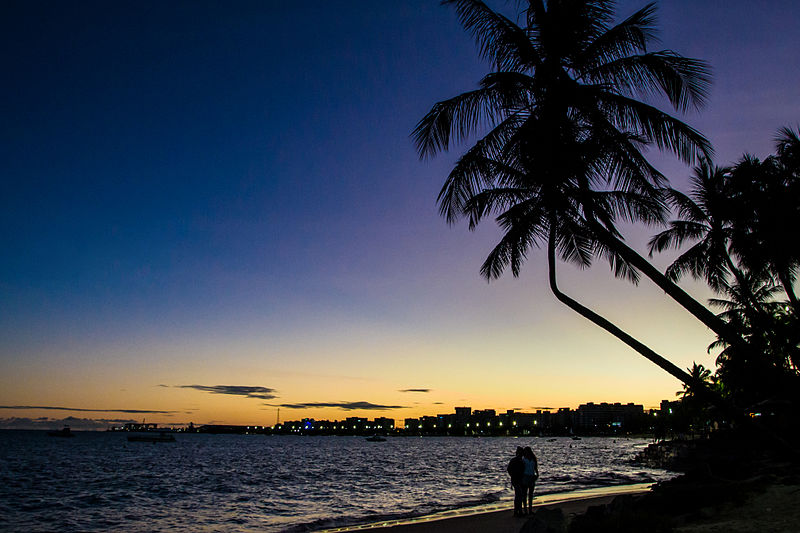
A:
0;431;673;532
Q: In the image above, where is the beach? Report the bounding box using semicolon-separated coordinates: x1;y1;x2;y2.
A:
321;483;653;532
321;477;800;532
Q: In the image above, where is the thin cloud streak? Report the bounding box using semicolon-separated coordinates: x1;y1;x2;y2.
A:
0;405;176;414
270;401;407;411
0;416;141;430
177;385;278;400
399;389;431;393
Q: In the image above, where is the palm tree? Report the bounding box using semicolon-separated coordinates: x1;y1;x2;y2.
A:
648;159;738;291
677;362;712;401
707;272;797;406
727;129;800;310
647;159;764;315
413;0;730;385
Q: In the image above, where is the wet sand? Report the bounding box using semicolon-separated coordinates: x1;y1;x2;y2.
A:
320;483;653;532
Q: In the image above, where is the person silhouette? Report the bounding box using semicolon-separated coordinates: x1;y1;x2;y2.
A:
507;446;525;517
522;446;539;514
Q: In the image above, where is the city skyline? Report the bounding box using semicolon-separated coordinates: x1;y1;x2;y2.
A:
2;1;799;430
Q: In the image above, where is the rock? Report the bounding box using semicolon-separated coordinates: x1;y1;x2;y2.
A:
699;506;717;519
609;494;636;514
519;507;566;533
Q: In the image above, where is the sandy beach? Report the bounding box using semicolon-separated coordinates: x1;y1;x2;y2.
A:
320;483;653;532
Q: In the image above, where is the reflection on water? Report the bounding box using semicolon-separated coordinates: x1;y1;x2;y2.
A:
0;431;672;532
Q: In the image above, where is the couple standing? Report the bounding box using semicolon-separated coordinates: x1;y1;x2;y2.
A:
507;446;539;516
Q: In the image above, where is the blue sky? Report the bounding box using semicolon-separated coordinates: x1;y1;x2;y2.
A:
1;1;798;427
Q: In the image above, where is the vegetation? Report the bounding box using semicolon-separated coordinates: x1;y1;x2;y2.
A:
415;0;798;418
653;129;800;412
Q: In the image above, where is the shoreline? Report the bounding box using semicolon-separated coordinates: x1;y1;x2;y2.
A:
319;483;653;532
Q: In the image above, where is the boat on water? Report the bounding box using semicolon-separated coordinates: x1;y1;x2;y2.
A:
47;426;75;438
365;435;387;442
127;431;176;443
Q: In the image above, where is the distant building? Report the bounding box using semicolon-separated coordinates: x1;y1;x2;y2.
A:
345;417;368;432
372;417;395;431
404;418;419;431
575;402;645;432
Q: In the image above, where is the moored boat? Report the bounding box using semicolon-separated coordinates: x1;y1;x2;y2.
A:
47;426;75;438
127;431;176;443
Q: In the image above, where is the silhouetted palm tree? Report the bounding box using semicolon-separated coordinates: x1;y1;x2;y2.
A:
707;271;782;331
707;273;798;406
679;362;712;396
770;127;799;308
413;0;728;384
727;129;800;310
647;158;768;321
648;159;741;292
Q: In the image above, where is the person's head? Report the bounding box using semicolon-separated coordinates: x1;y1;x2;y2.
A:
516;446;524;457
523;446;534;459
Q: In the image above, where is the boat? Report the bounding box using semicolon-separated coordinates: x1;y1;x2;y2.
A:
127;431;176;443
365;435;387;442
48;426;75;438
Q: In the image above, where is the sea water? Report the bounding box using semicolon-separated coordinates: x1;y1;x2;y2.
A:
0;431;673;532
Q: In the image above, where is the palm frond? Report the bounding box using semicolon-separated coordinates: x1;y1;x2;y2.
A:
556;219;595;269
594;238;641;283
437;116;528;222
462;186;535;230
648;220;707;255
413;87;506;159
594;189;666;226
444;0;539;71
576;3;657;70
668;241;730;292
595;91;713;163
585;51;711;112
480;200;547;279
578;113;668;190
661;187;707;223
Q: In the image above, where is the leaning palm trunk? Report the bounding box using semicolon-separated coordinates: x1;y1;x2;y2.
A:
546;230;694;384
547;229;733;411
591;222;745;347
778;272;799;311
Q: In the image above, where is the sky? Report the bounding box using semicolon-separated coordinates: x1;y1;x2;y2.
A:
1;1;799;429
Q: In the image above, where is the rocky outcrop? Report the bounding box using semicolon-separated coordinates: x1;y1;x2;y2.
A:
519;507;566;533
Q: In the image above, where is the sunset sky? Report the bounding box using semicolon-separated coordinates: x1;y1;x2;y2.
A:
2;1;798;429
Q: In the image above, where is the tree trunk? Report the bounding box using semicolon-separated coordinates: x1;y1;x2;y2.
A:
546;230;695;385
778;271;799;312
725;255;766;315
546;229;733;412
591;223;744;347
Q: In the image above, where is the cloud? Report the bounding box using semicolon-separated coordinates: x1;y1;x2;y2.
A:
0;405;176;414
177;385;278;400
398;388;431;393
271;401;407;411
0;416;139;431
531;406;554;411
433;402;444;405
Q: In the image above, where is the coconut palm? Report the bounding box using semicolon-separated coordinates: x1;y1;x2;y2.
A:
647;159;767;319
727;128;800;309
413;0;733;384
677;362;712;401
648;159;740;292
708;272;798;406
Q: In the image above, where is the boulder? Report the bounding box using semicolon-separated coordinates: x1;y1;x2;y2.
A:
519;507;566;533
